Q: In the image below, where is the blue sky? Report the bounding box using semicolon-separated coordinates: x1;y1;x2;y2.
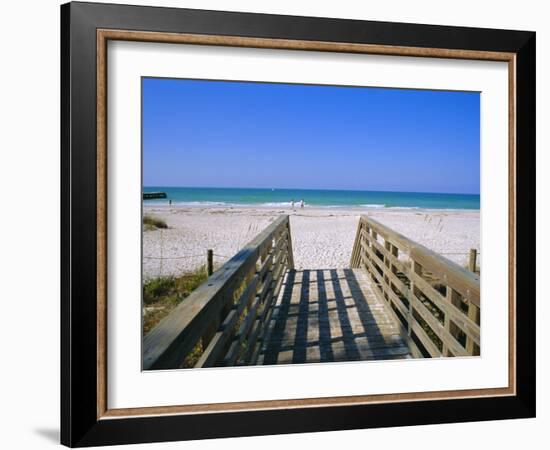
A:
142;78;480;194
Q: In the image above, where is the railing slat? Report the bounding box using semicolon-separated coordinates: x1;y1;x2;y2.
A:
407;288;469;357
411;247;480;307
143;215;294;370
362;252;409;319
364;232;480;347
408;271;480;345
248;260;289;365
353;215;481;358
361;256;423;358
410;321;441;357
194;274;260;367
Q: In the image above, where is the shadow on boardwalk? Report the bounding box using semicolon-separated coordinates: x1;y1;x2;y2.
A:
259;269;411;365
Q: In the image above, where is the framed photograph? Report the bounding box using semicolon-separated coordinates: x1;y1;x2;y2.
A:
61;1;536;447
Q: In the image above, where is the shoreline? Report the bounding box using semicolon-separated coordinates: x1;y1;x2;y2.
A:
143;202;480;213
142;205;480;280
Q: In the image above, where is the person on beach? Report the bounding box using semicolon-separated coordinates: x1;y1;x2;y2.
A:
300;199;305;209
169;199;172;206
291;199;295;210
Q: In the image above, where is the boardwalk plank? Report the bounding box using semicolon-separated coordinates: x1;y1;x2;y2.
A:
260;268;412;365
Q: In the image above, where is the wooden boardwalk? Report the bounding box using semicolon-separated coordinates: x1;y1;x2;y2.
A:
143;215;480;370
258;269;412;365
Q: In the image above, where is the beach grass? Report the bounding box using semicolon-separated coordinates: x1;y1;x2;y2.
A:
143;214;168;231
143;267;209;368
143;264;255;367
143;268;207;334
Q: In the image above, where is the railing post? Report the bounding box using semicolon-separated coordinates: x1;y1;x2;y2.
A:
391;244;399;274
468;248;477;272
207;249;214;276
409;261;423;337
465;303;480;355
384;241;391;284
443;287;458;356
350;218;363;268
159;228;164;277
285;217;295;270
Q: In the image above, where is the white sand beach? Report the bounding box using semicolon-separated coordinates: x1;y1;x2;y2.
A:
142;206;480;280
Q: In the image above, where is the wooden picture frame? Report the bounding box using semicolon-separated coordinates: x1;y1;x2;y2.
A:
61;2;535;447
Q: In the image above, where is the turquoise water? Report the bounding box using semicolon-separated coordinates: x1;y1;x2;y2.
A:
143;187;479;210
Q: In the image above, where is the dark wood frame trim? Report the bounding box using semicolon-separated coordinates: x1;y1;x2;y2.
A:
62;2;535;446
96;28;515;418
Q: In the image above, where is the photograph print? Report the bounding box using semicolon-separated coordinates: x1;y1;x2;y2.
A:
142;78;481;371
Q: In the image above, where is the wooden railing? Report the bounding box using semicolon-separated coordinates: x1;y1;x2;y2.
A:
143;215;294;369
350;216;480;358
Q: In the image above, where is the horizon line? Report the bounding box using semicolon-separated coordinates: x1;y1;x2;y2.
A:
142;185;480;196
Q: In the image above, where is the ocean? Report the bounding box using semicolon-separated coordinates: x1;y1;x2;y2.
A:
143;187;480;210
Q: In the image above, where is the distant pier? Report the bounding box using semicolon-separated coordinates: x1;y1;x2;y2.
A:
143;192;167;200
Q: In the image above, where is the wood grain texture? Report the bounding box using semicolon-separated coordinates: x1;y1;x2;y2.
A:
143;215;293;370
96;29;108;419
508;56;517;392
259;269;412;365
355;216;481;358
95;27;516;420
97;29;515;62
102;384;514;418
